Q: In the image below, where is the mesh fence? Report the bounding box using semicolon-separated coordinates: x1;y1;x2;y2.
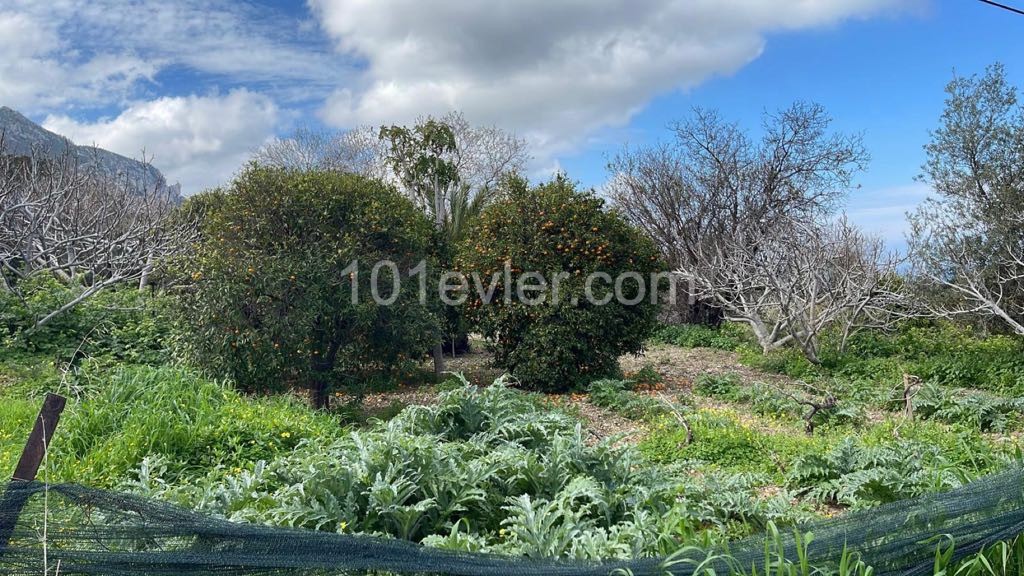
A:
1;467;1023;576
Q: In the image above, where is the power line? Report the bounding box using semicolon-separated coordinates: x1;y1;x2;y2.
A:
979;0;1024;16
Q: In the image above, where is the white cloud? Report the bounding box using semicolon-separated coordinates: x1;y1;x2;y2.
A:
311;0;913;164
0;0;346;112
44;90;279;194
1;0;920;195
0;9;156;110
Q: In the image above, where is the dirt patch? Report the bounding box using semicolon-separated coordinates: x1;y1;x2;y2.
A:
565;397;649;446
620;344;797;391
353;342;817;445
359;386;441;413
443;344;504;386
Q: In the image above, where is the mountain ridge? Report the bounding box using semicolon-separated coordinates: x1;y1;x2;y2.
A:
0;106;181;200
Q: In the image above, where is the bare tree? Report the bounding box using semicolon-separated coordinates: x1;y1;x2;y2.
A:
251;125;389;179
0;138;192;334
909;64;1024;335
679;216;903;363
428;111;530;195
253;111;530;207
607;102;868;324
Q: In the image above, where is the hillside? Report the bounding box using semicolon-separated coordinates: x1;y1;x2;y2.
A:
0;106;181;200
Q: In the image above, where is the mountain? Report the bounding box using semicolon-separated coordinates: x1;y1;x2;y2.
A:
0;106;181;200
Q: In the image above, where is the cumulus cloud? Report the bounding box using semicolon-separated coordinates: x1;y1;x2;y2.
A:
311;0;912;161
0;10;156;110
44;90;279;194
2;0;917;193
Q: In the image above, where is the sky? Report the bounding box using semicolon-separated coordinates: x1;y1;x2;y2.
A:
1;0;1022;248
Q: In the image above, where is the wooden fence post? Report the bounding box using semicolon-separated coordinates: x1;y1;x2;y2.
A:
0;392;67;556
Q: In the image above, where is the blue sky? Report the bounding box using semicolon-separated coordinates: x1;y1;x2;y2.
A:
558;1;1024;245
2;0;1022;247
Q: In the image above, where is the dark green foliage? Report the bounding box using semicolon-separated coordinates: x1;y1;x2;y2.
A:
0;275;173;364
628;364;663;388
651;323;747;351
912;383;1024;433
457;176;662;392
786;431;1007;509
177;166;441;407
693;373;741;398
829;323;1024;394
588;379;672;421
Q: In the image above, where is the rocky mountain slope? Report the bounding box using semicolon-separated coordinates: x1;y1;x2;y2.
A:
0;106;181;200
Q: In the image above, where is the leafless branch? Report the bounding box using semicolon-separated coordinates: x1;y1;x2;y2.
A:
0;139;194;333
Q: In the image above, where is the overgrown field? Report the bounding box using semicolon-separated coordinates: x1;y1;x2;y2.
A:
3;308;1024;573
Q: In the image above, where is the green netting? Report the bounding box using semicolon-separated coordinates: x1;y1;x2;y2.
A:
1;467;1023;576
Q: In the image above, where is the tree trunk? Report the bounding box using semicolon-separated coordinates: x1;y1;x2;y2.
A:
24;276;124;336
312;376;331;410
138;252;154;291
310;339;342;410
433;343;445;376
431;176;448;377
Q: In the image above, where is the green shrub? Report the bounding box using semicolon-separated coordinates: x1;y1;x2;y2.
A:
739;346;824;379
651;323;747;350
673;473;814;536
826;323;1024;394
859;420;1006;472
640;408;837;482
588;379;671;421
785;433;1003;509
693;373;742;398
734;382;803;419
910;383;1024;433
673;412;767;469
126;378;815;558
457;176;662;392
0;275;173;364
128;378;686;558
177;167;441;407
627;364;663;388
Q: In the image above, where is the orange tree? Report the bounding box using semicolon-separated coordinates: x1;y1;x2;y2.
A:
456;176;663;392
178;166;440;408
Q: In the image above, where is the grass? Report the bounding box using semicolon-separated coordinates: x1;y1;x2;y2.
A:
0;395;38;473
1;359;346;487
3;317;1024;572
639;406;834;481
